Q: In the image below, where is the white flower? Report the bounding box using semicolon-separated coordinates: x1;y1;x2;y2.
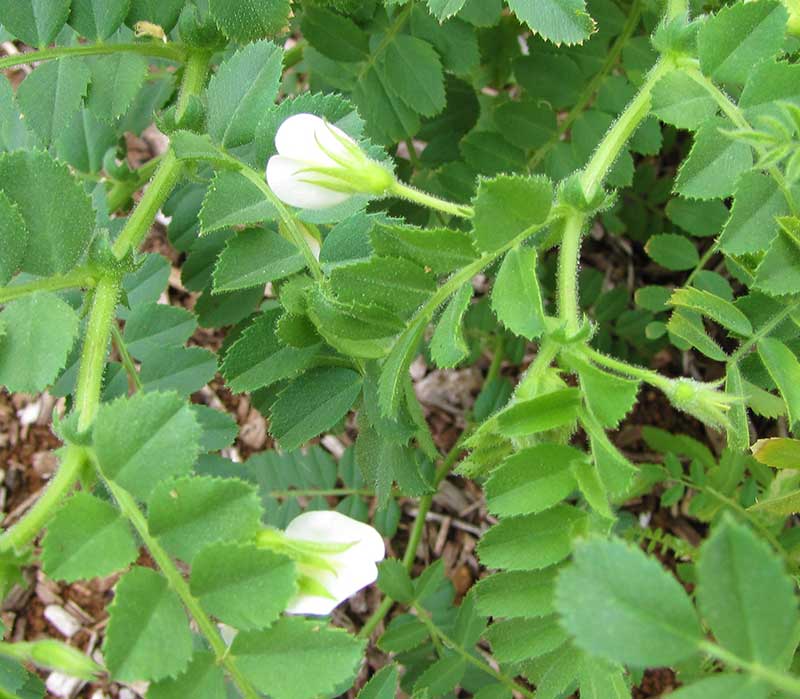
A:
281;510;386;616
265;113;393;210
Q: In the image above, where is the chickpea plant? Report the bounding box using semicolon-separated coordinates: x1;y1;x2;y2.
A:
0;0;799;697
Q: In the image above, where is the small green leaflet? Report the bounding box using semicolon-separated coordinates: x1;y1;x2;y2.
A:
213;227;306;292
93;392;201;500
0;191;27;285
697;516;799;668
491;245;547;340
670;288;752;336
376;559;416;603
752;438;800;469
489;388;581;438
68;0;131;41
122;302;197;359
485;615;568;663
269;367;363;450
377;315;426;417
85;54;149;123
138;345;217;396
357;665;399;699
16;58;91;146
301;6;369;63
231;617;364;699
506;0;595;46
667;310;728;361
206;40;284;148
147;476;264;562
651;67;717;131
41;492;138;583
377;34;446;117
190;543;296;630
674;119;753;200
125;0;183;32
555;537;703;667
472;174;553;253
430;283;472;368
697;0;788;85
0;0;70;46
758;337;800;429
720;172;790;255
0;292;79;394
104;567;193;682
414;654;467;696
665;675;770;699
148;651;226;699
754;217;800;296
370;224;478;274
192;405;239;452
571;356;639;429
209;0;291;42
426;0;468;21
200;171;278;234
474;568;559;619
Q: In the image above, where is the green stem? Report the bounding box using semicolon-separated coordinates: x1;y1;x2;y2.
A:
558;211;586;333
105;155;163;214
0;446;87;553
103;477;260;699
0;41;185;71
111;324;142;392
700;640;800;697
485;335;506;385
529;0;643;170
388;181;474;219
236;163;324;281
0;267;97;304
111;150;183;259
359;439;466;639
413;604;537;699
74;276;120;430
516;339;559;398
685;240;720;285
580;58;671;201
580;344;668;388
176;50;211;121
728;301;800;364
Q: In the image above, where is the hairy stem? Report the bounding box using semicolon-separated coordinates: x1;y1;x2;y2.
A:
0;447;87;553
389;181;474;219
558;211;586;333
0;41;185;71
176;50;211;121
105;155;163;214
111;324;143;392
0;267;97;304
104;478;261;699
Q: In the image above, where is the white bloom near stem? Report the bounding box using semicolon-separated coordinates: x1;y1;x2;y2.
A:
279;510;385;616
265;113;393;210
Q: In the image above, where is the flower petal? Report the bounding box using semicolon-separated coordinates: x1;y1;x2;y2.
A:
266;155;351;209
285;510;386;563
285;556;379;616
274;113;355;166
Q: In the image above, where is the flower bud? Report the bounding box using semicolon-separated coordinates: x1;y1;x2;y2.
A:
663;378;736;429
256;510;385;616
266;113;393;210
2;640;102;680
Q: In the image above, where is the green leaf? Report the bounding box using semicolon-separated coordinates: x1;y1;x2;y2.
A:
209;0;290;42
207;40;283;148
485;445;584;517
270;367;363;450
231;617;364;699
725;362;750;454
0;191;27;285
478;505;586;571
200;171;277;234
55;109;117;174
426;0;468;20
41;492;137;583
754;217;800;296
125;0;183;32
573;358;638;429
651;70;717;130
752;438;800;469
93;392;201;500
698;0;787;85
492;245;547;340
137;345;216;396
579;657;629;699
377;34;445;117
191;543;296;630
461;131;527;176
0;0;70;46
330;257;435;318
69;0;131;40
376;559;415;604
666;198;729;238
430;283;472;368
0;292;79;393
665;675;770;699
301;6;368;62
357;665;399;699
192;405;239;452
674;119;753;200
370;224;477;274
739;60;800;122
720;172;791;254
555;537;703;666
378;615;430;652
85;53;148;123
670;288;752;336
485;616;568;663
148;651;226;699
414;653;467;697
16;58;91;146
697;517;799;667
377;317;426;417
222;309;320;393
758;337;800;429
213;227;305;292
667;310;727;361
474;568;558;618
0;150;95;276
506;0;594;45
122;303;197;359
494;100;557;150
490;388;581;438
148;476;263;562
472;175;553;253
